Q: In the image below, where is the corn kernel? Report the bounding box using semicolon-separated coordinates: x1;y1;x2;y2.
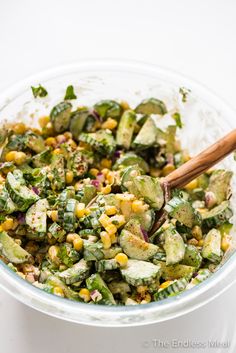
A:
66;233;78;243
45;137;57;147
110;233;117;244
184;179;198;191
89;168;99;177
150;167;161;177
38;116;50;128
115;253;128;267
53;286;64;297
221;238;230;252
101;158;112;169
115;193;135;201
5;151;18;162
1;218;14;231
162;163;175;176
131;200;148;213
99;214;111;228
101;118;118;130
101;168;109;176
84;208;91;216
15;152;27;165
187;238;199;246
105;223;117;235
100;231;111;249
74;181;82;192
191;225;203;240
73;237;84;251
50;210;58;222
197;208;208;214
101;184;111;194
79;288;91;302
52;148;62;155
44;122;54;136
106;171;115;185
105;205;117;216
65;170;74;184
198;239;204;247
0;225;2;232
48;245;59;262
137;286;148;293
75;203;86;218
120;100;130;111
120;200;132;218
160;281;172;289
13;122;26;134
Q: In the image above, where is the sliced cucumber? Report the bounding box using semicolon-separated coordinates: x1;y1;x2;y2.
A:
67;151;88;178
50;101;72;133
186;269;211;289
132;116;157;149
79;130;116;155
124;218;144;239
96;259;119;272
181;244;202;268
0;231;31;264
48;222;66;242
135;98;167;115
120;259;161;286
154;278;188;301
26;198;48;233
0;187;18;214
6;172;39;211
79;184;97;206
120;165;142;193
156;261;195;281
130;209;155;232
102;246;122;259
86;273;116;305
69;108;89;140
83;241;104;261
165;196;202;228
132;175;164;210
207;170;233;204
113;152;149;173
119;229;159;260
63;198;77;232
25;131;46;153
202;201;233;228
31;149;52;168
202;228;221;263
116;110;136;149
57;187;75;224
94;100;121;119
50;154;65;191
164;225;186;265
46;274;80;300
58;259;91;285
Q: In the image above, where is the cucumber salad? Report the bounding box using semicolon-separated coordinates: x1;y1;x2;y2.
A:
0;85;233;305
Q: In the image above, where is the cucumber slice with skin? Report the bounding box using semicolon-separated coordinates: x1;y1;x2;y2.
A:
202;228;221;263
124;218;144;239
154;278;188;301
69;108;89;140
113;152;149;173
0;231;31;264
50;154;65;191
96;259;119;272
121;165;142;193
79;184;97;205
83;241;104;261
6;172;39;211
48;222;66;242
25;131;46;153
135;98;167;115
132;117;157;149
93;100;121;120
186;269;211;289
79;130;116;155
132;175;164;210
0;187;18;214
26;198;48;233
202;201;233;228
207;170;232;205
46;274;81;300
102;246;122;259
119;229;159;260
116;110;136;149
50;101;72;133
165;196;202;228
121;259;161;286
63;198;77;232
155;261;195;281
31;149;52;168
67;151;89;178
86;273;116;305
57;187;75;224
164;225;186;265
58;259;91;285
181;244;202;269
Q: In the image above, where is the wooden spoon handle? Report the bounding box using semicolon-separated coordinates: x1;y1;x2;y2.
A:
164;129;236;189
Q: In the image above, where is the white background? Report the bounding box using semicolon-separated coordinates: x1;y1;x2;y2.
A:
1;1;236;352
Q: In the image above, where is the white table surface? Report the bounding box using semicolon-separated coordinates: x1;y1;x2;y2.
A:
1;1;236;352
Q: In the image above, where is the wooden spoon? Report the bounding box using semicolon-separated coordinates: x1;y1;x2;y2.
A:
151;129;236;234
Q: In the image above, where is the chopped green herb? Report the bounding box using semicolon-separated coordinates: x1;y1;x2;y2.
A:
64;85;77;100
31;85;48;98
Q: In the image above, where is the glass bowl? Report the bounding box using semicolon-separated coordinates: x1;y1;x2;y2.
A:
0;59;236;327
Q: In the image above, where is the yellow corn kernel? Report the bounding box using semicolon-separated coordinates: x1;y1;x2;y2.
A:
115;193;135;201
187;238;199;246
48;245;59;262
191;225;203;240
197;208;208;214
131;200;148;213
115;253;128;267
105;223;117;235
13;122;26;134
101;184;111;194
66;233;78;243
101;158;112;169
106;171;115;185
74;181;82;192
136;286;148;294
198;239;204;247
120;100;130;111
120;200;132;218
1;218;14;231
44;122;54;136
162;163;175;176
100;231;111;249
110;233;117;244
45;137;57;147
53;286;64;297
38;116;50;128
141;293;152;304
110;215;126;228
5;151;18;162
89;168;99;177
15;152;27;165
160;281;172;289
101;118;118;130
99;214;111;228
65;170;74;184
64;131;72;140
150;167;161;177
52;148;62;155
0;225;2;232
105;205;117;216
75;203;86;218
221;238;230;252
50;210;58;222
101;168;109;176
184;179;198;191
79;288;91;302
73;237;84;251
84;208;91;216
67;139;77;149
